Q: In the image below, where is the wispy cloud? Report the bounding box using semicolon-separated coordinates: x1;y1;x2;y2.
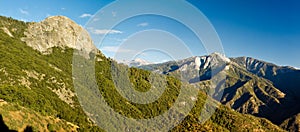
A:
108;38;128;42
137;22;149;27
79;13;93;18
90;29;123;35
19;9;29;15
92;18;100;22
100;46;133;53
112;11;117;17
87;27;123;35
160;59;171;63
61;7;66;10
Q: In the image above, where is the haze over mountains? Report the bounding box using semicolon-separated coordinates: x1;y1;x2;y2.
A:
0;15;297;131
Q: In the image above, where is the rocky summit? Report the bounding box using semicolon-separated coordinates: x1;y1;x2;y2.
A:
21;16;96;54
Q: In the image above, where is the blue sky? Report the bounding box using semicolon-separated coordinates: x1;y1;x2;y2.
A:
0;0;300;68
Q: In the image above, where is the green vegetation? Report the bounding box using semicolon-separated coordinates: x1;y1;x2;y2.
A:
0;16;285;131
0;16;101;131
98;62;181;118
0;102;77;131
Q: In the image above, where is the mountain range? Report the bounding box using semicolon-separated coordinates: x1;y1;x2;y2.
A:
140;52;300;131
0;15;296;131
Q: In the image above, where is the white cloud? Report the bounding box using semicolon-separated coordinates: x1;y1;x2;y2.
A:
79;13;93;18
92;18;100;22
112;11;117;17
19;9;29;15
100;46;133;53
108;38;128;42
91;29;123;35
161;59;171;63
87;27;123;35
137;22;149;27
61;7;66;10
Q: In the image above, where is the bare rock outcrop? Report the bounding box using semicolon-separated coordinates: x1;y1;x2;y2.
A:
22;16;96;55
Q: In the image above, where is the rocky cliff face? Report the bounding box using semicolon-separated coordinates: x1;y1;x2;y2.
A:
22;16;96;54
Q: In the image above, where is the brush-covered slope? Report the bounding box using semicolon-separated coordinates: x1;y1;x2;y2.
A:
0;15;284;131
233;57;300;98
0;100;78;131
0;16;101;131
142;53;299;131
232;57;300;131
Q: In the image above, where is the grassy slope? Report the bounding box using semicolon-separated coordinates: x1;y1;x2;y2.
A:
0;101;78;131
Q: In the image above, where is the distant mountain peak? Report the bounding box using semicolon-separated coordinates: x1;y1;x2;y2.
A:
129;58;152;67
191;52;230;71
233;56;296;74
208;52;231;63
118;58;153;67
210;52;227;58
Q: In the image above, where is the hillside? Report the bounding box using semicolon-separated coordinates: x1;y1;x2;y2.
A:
0;15;285;131
142;53;300;131
233;57;300;99
0;101;78;131
232;57;300;130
